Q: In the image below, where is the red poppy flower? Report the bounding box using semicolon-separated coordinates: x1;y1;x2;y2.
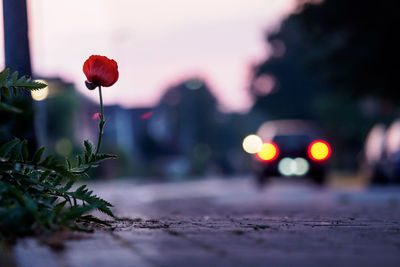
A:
83;55;119;87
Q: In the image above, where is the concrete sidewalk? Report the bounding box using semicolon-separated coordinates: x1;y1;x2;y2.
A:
8;178;400;266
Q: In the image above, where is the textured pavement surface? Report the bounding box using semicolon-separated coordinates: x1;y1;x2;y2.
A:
6;177;400;267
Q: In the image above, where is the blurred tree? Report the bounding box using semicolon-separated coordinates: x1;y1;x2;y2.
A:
296;0;399;102
147;78;252;176
147;78;220;176
250;16;327;120
250;0;398;169
252;0;399;115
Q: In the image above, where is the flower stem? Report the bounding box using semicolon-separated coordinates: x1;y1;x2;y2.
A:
96;86;105;154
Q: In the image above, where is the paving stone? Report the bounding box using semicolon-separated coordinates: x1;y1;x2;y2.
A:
8;178;400;266
14;239;61;267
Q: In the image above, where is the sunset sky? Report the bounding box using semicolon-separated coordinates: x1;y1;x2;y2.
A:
1;0;297;112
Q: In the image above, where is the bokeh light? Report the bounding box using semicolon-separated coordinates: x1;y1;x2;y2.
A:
242;134;263;154
385;120;400;155
278;157;309;176
308;140;331;161
294;157;309;176
278;157;293;176
256;142;279;161
55;138;72;157
252;74;276;96
31;80;49;101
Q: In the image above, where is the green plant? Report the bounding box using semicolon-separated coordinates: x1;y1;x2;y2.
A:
0;67;116;236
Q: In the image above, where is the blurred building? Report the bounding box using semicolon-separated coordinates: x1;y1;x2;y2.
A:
33;76;253;178
103;105;152;157
144;78;252;178
33;77;79;157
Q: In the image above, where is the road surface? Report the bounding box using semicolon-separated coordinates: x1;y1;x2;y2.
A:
6;176;400;267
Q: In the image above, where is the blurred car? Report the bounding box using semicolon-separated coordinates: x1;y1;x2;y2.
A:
251;120;331;184
363;120;400;183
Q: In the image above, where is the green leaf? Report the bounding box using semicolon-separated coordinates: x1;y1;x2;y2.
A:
1;87;11;98
80;215;111;226
32;147;45;164
66;158;72;170
54;201;67;215
61;204;98;223
16;76;26;84
69;165;91;174
94;153;117;162
97;205;114;218
10;71;18;83
0;69;47;92
61;181;74;192
10;141;24;161
0;102;22;113
39;170;52;182
21;140;29;160
40;155;54;166
84;140;93;156
77;155;82;166
0;68;10;83
13;76;47;91
12;87;18;96
75;185;87;194
0;139;20;157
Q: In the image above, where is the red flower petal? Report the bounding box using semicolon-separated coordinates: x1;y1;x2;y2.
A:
83;55;119;87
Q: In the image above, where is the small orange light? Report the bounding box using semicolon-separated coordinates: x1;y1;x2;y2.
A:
256;142;279;161
308;140;331;161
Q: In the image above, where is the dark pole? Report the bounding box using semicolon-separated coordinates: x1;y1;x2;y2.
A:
2;0;37;150
3;0;32;76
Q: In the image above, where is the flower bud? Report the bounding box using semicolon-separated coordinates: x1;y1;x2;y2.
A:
83;55;119;88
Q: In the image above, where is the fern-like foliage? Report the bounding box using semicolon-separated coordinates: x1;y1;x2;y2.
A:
0;68;47;113
0;68;47;92
0;138;116;235
0;68;116;236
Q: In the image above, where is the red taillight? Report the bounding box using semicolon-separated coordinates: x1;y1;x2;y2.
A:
308;140;331;161
256;142;279;161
